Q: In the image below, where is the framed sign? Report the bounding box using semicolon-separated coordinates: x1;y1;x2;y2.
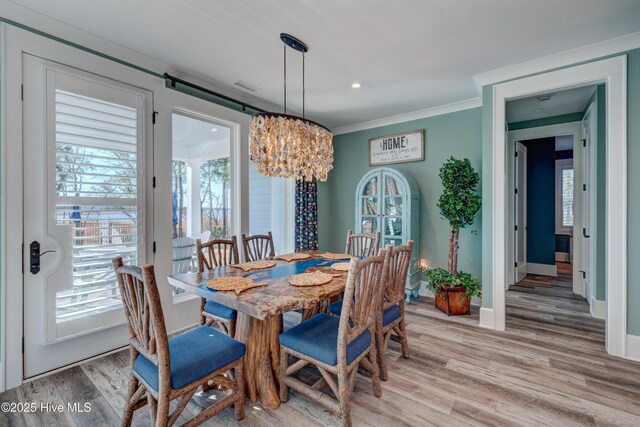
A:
369;129;424;166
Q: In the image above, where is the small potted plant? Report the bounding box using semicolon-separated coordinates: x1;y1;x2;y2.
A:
424;157;482;315
424;268;481;315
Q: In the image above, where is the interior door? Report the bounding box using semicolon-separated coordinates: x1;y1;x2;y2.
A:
22;54;151;378
581;108;593;299
515;142;528;283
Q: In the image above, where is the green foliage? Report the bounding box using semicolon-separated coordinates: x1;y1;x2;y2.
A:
437;157;481;231
423;268;482;299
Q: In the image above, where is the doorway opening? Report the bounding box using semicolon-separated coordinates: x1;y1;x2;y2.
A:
486;56;627;358
505;84;605;328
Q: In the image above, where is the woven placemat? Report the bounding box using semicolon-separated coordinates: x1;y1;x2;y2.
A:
230;260;276;272
289;270;334;287
330;262;350;272
276;252;311;262
232;282;267;295
207;277;266;295
305;266;343;277
321;252;354;260
207;277;254;291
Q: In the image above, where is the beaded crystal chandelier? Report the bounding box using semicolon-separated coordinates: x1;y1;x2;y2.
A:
249;34;334;182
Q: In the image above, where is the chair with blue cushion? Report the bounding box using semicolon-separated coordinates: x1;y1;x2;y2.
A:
196;237;239;337
113;257;245;427
375;241;413;381
279;248;391;427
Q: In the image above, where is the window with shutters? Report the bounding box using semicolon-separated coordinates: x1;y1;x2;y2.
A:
555;158;574;234
54;89;141;322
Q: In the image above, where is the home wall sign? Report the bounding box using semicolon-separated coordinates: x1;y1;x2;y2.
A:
369;129;424;166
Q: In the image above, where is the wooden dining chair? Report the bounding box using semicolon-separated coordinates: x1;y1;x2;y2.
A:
196;237;239;337
279;247;391;427
112;257;245;427
241;231;275;262
345;229;380;258
376;240;413;381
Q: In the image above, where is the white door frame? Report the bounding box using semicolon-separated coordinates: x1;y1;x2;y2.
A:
153;89;249;333
506;121;583;293
1;24;164;391
513;142;527;284
485;55;627;358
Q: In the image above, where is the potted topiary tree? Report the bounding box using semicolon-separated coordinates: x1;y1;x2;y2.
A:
424;156;482;315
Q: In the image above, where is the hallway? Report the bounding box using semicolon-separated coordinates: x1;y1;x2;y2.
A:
507;262;605;337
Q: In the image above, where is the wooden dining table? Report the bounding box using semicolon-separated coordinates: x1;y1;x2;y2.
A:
167;252;348;409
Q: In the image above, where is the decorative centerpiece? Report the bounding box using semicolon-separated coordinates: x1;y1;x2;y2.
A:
423;157;482;315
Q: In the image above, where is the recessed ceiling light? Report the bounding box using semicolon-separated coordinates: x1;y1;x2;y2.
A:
351;82;362;89
211;128;218;132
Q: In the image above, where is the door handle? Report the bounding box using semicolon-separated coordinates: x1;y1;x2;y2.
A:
30;241;56;275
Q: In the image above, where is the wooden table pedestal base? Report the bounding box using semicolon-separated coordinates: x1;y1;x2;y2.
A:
234;313;283;409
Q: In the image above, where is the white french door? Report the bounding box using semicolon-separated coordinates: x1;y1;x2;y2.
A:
22;54;151;378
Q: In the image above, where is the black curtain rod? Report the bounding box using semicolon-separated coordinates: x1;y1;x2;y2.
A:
163;73;268;114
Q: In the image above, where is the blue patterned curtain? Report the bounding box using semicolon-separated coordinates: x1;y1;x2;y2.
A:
295;179;318;251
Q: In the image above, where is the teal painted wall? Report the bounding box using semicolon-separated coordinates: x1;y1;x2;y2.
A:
508;112;584;131
318;108;483;282
482;48;640;334
522;138;556;265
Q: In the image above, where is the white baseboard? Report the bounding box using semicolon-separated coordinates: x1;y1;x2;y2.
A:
555;252;570;262
626;334;640;362
590;297;606;320
526;263;558;277
479;307;495;329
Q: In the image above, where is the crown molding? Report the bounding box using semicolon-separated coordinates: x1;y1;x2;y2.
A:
332;97;481;136
473;31;640;91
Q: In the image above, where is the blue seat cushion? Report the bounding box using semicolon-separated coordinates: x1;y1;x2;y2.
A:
279;313;371;366
203;300;237;320
383;304;402;326
329;300;401;327
328;300;342;316
134;326;245;391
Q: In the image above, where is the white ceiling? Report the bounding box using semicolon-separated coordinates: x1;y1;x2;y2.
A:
9;0;640;129
506;85;597;123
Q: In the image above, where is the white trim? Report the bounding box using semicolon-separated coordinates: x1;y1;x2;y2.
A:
490;56;627;359
473;31;640;91
590;297;606;320
626;335;640;362
479;307;495;329
332;97;481;135
526;263;558;277
555;252;570;262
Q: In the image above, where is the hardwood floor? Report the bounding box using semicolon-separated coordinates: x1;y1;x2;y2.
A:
2;267;640;426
